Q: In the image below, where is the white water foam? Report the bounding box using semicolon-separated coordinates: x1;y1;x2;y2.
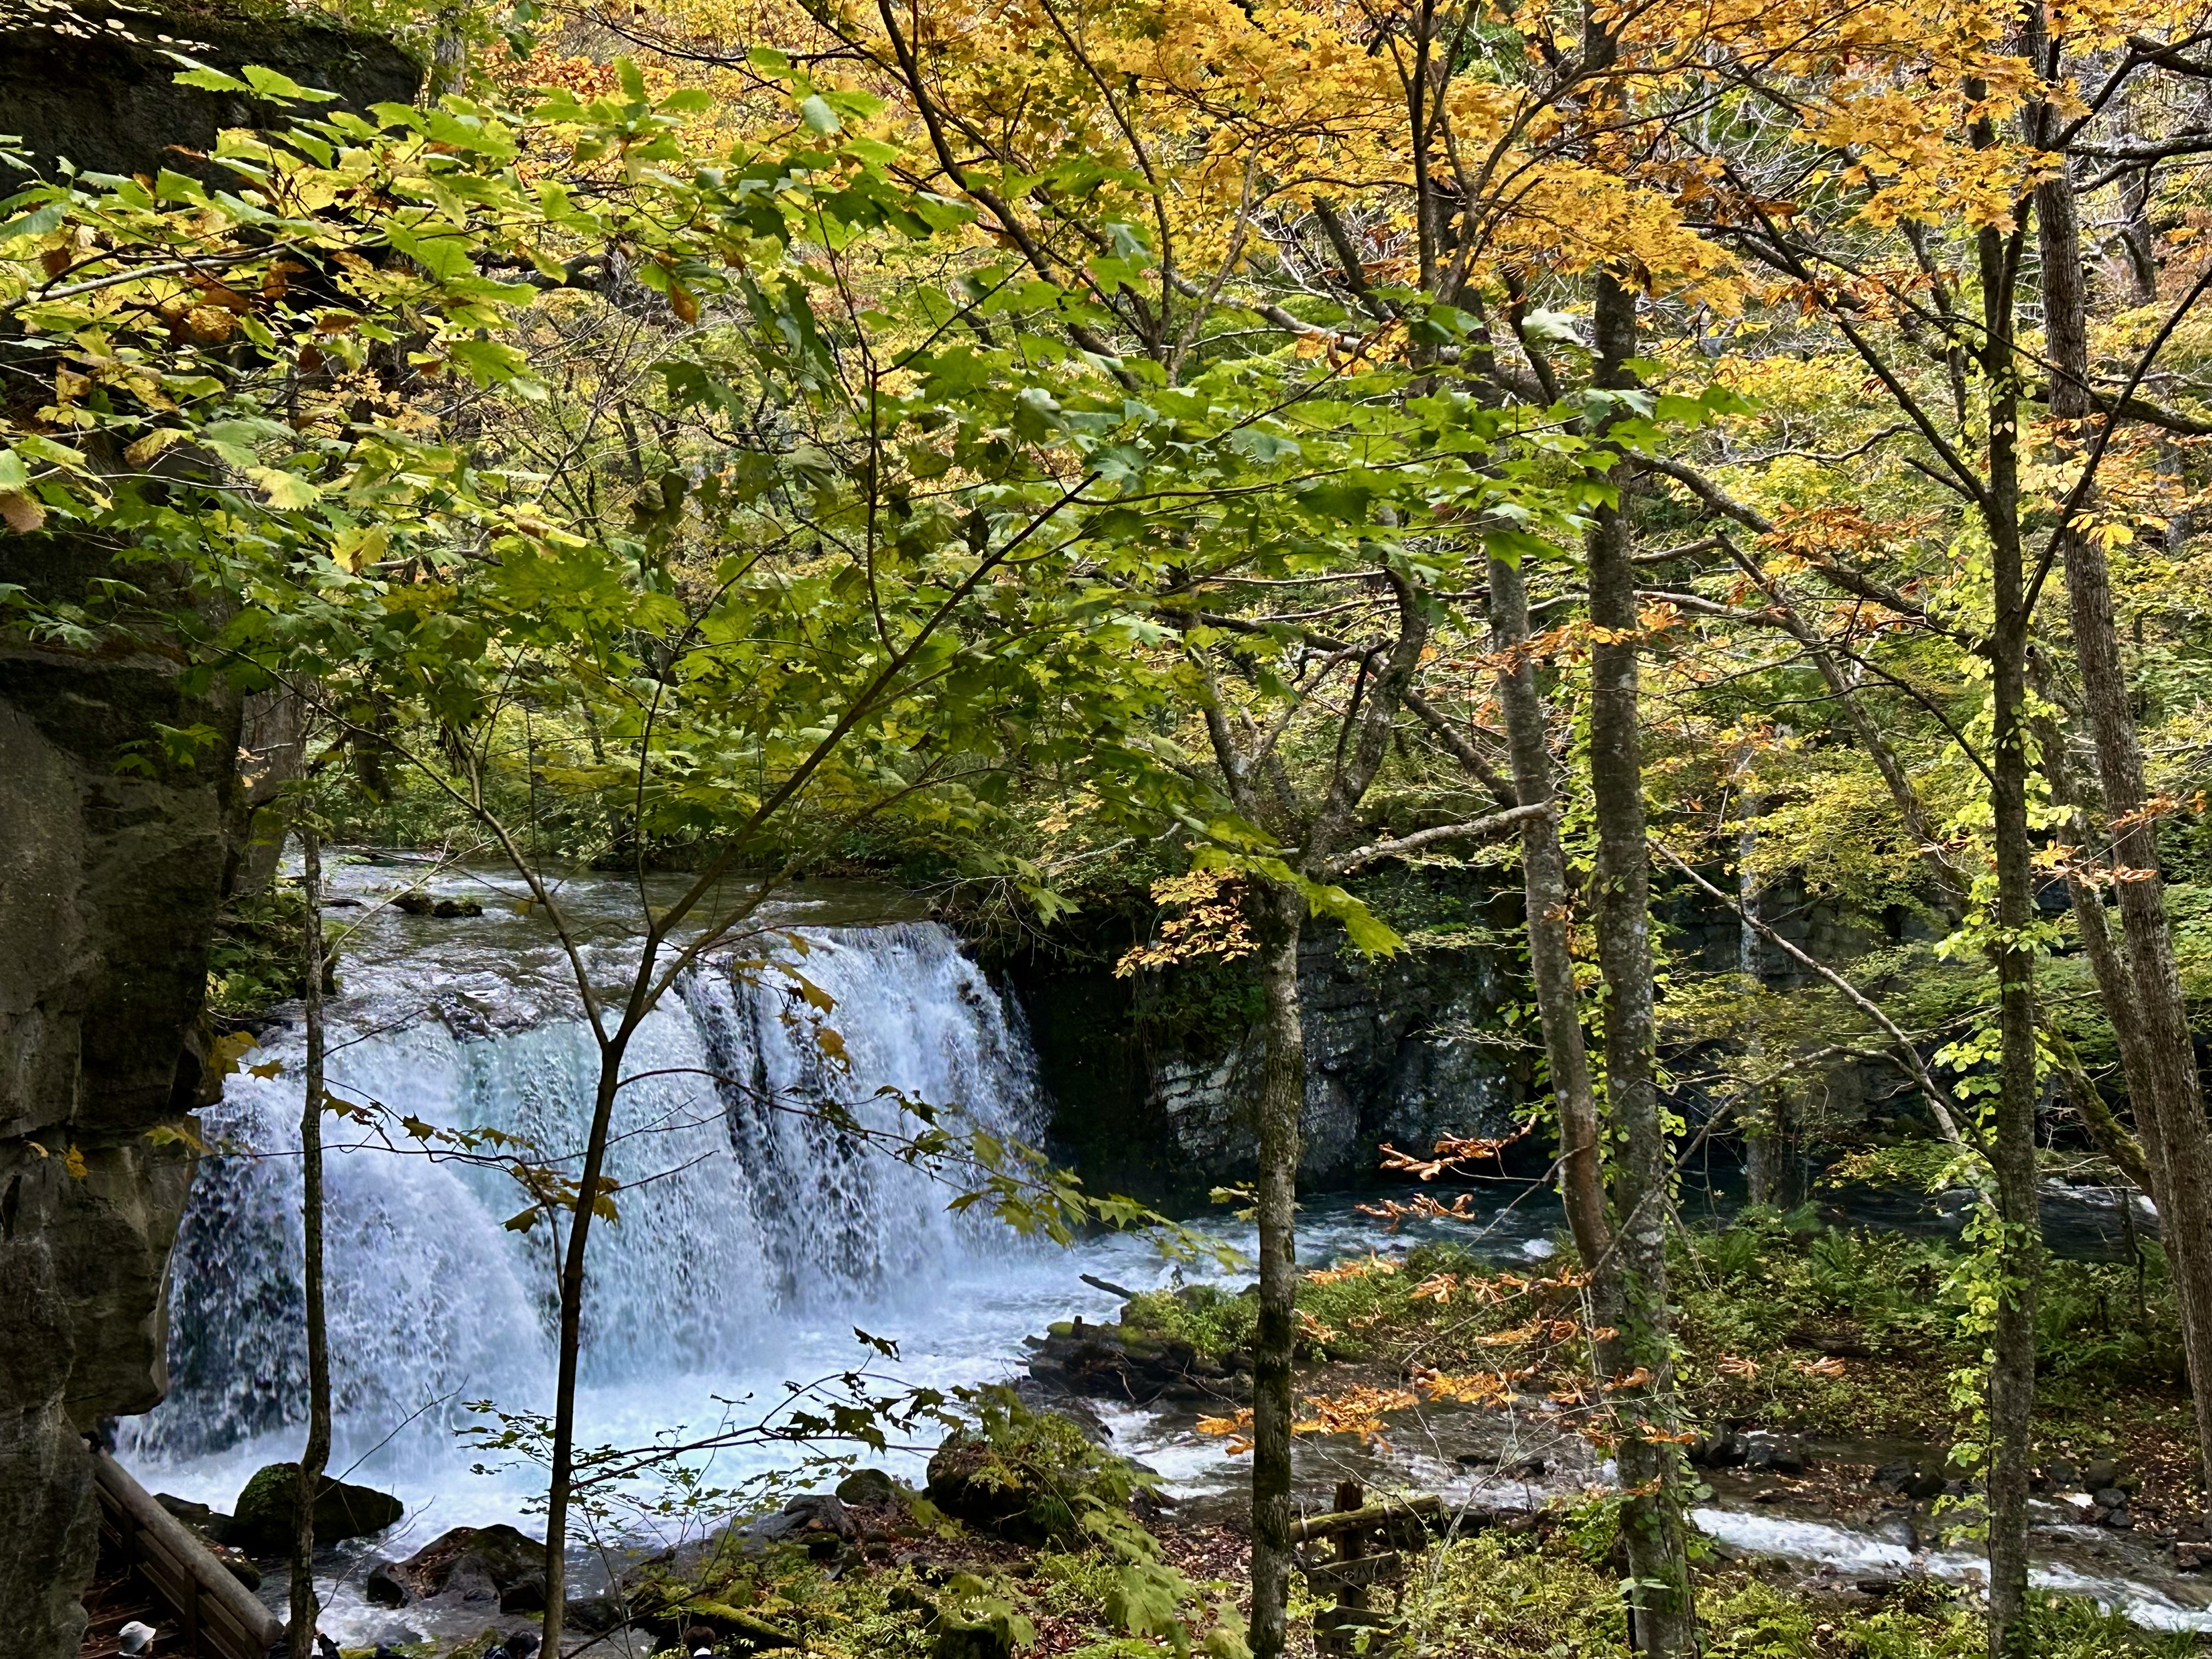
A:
121;879;1084;1545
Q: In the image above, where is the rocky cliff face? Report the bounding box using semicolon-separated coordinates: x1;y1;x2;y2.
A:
1009;919;1528;1202
0;556;237;1657
3;0;422;179
0;7;417;1652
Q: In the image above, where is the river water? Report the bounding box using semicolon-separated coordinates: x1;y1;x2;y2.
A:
116;860;2212;1640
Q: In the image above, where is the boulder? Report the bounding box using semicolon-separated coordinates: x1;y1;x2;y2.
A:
834;1469;899;1506
2080;1458;2122;1490
1743;1435;1810;1476
741;1494;856;1559
1691;1432;1748;1469
1008;1378;1113;1446
927;1432;1121;1543
361;1523;545;1609
228;1463;403;1556
561;1593;632;1634
394;893;483;917
1025;1314;1246;1407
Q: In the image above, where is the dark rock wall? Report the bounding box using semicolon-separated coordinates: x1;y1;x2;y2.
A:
0;7;415;1651
3;0;423;179
0;603;238;1657
1005;871;1948;1206
1011;924;1528;1203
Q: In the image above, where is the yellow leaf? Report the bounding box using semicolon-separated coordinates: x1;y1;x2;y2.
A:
208;1030;257;1076
332;524;388;573
63;1144;88;1179
246;466;323;510
125;428;189;467
246;1060;285;1079
0;490;45;534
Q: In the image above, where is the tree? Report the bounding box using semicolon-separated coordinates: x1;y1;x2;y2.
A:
288;820;331;1655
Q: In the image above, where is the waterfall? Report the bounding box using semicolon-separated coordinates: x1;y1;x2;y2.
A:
122;898;1050;1515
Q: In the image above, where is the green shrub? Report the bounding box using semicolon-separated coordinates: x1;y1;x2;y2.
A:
206;881;334;1022
1120;1284;1257;1362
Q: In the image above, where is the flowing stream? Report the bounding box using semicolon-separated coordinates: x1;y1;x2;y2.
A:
118;860;2212;1640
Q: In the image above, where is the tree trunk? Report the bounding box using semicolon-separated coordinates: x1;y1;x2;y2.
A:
2035;159;2212;1502
1976;212;2040;1659
1584;269;1696;1658
1736;802;1795;1207
1246;880;1306;1659
540;1047;630;1655
289;826;331;1657
1487;551;1617;1296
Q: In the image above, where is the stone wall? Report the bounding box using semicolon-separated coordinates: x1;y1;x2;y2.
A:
1001;867;1954;1206
2;0;423;179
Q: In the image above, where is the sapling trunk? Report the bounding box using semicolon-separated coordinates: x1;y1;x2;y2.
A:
289;825;332;1656
540;1047;630;1656
1245;882;1306;1659
1486;551;1616;1299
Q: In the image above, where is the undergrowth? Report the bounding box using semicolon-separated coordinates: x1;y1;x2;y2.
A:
1402;1533;2197;1659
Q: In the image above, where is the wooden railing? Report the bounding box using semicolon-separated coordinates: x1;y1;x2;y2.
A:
1294;1483;1444;1657
91;1451;283;1659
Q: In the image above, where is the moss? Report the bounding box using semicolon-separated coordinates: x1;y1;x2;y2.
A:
205;879;335;1023
1120;1284;1258;1363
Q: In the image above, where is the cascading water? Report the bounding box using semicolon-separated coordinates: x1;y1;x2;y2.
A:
121;861;2211;1643
121;865;1073;1534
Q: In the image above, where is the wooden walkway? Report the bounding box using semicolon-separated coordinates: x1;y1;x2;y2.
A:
80;1452;284;1659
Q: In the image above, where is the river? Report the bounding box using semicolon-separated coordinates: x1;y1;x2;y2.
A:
115;858;2212;1643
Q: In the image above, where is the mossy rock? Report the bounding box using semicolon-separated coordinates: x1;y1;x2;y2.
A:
228;1462;403;1556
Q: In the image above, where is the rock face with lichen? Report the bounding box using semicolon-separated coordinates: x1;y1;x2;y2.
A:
0;536;239;1658
0;7;417;1653
1;0;422;179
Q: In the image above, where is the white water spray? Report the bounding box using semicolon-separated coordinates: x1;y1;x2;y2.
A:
122;877;1054;1525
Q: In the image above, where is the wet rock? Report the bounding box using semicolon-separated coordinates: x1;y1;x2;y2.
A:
563;1593;631;1634
743;1494;857;1559
835;1469;899;1506
2043;1458;2081;1490
394;893;483;917
152;1492;232;1539
1009;1376;1114;1444
1872;1460;1944;1500
359;1523;543;1607
2173;1541;2212;1572
2092;1487;2130;1512
1691;1432;1748;1469
1026;1311;1248;1407
1743;1435;1810;1476
228;1463;403;1556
